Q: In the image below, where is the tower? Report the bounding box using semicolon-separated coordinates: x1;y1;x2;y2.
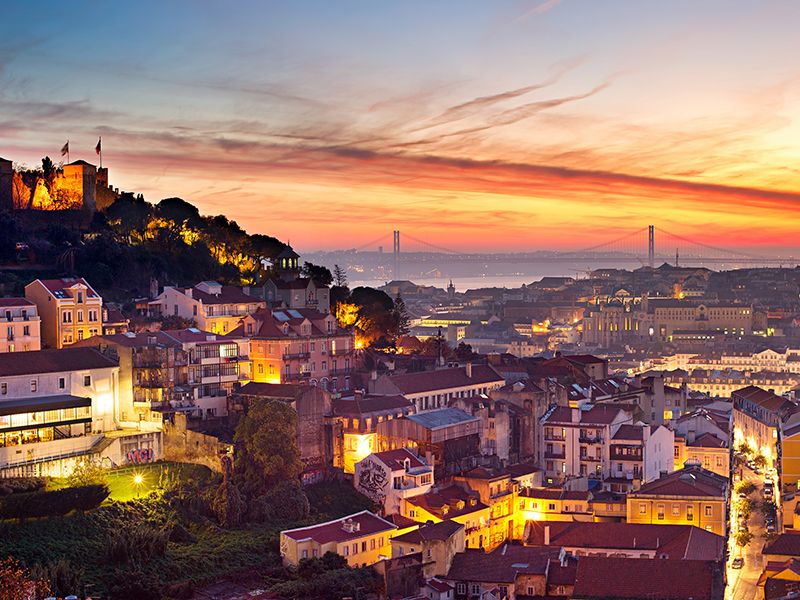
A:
393;230;400;281
447;279;455;301
648;225;655;268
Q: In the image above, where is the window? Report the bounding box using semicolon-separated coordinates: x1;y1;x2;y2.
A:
30;379;37;393
471;584;480;595
58;377;65;390
0;383;6;395
77;310;84;323
639;502;647;514
62;311;72;323
361;541;367;552
657;504;665;520
672;504;680;516
23;325;29;336
686;505;694;521
370;539;375;550
301;549;308;558
704;505;713;517
352;543;358;554
84;375;91;386
258;364;263;374
716;456;724;467
548;503;556;511
343;545;349;556
456;583;466;595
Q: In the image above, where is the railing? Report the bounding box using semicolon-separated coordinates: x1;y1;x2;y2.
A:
579;435;603;444
283;351;311;359
580;456;602;462
544;451;566;459
330;347;352;356
544;433;566;441
285;372;312;381
610;451;642;461
329;368;353;377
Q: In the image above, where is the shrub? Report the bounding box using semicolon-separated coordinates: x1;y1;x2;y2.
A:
0;484;110;520
735;481;756;496
105;523;169;565
29;558;83;598
0;477;46;496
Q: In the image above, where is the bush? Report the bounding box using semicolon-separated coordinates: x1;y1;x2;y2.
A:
0;484;110;520
29;558;83;598
736;481;756;496
0;477;46;496
105;523;169;565
735;529;753;547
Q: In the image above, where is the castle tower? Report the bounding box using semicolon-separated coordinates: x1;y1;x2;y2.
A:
447;279;455;301
276;245;301;281
62;160;97;212
0;157;12;210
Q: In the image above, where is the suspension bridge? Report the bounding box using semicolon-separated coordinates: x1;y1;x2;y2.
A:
347;225;797;277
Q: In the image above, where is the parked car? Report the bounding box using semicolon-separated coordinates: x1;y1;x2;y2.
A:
767;524;777;534
765;487;774;498
732;557;744;569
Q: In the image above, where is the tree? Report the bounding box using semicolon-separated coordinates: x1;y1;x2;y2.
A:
735;481;756;496
392;294;410;338
301;262;333;287
333;264;347;287
754;454;768;469
233;399;303;497
66;459;106;487
0;557;51;600
735;529;753;547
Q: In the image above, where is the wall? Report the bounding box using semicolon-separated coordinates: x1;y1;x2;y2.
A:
162;413;228;473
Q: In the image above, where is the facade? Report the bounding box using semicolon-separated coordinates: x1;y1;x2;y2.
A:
235;307;354;392
332;392;415;474
149;281;265;334
279;510;397;567
660;368;800;397
732;385;798;470
372;364;505;413
390;520;465;579
402;485;491;551
607;423;674;492
517;487;593;524
263;277;331;313
354;448;433;515
0;347;160;477
25;277;103;349
626;463;729;536
674;433;730;478
0;298;41;353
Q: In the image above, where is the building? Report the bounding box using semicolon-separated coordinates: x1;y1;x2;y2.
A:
674;432;730;478
262;277;331;313
0;156;12;210
732;385;799;470
233;382;334;482
659;368;800;397
390;520;465;579
354;448;433;515
454;467;521;546
444;544;560;600
279;510;397;568
234;307;354;392
517;487;593;524
0;347;159;477
523;521;725;561
372;364;505;412
332;392;415;474
626;463;729;536
571;556;723;600
606;423;675;493
378;407;481;480
149;281;266;334
0;298;41;353
25;277;103;349
402;485;491;551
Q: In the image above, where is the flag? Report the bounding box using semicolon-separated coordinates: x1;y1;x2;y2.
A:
61;141;69;156
95;137;102;155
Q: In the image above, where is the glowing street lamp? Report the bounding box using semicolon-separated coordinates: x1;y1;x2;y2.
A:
133;473;144;497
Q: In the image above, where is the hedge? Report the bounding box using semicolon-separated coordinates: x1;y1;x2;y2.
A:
0;484;110;519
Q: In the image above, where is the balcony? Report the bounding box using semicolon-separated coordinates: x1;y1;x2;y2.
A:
544;450;566;459
283;351;311;360
285;372;312;382
330;347;353;356
329;368;353;377
544;433;566;441
580;455;602;462
610;450;642;461
579;435;603;444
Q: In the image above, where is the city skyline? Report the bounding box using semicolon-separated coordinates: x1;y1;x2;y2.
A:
3;1;800;252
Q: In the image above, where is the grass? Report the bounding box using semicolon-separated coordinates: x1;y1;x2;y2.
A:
49;461;213;502
1;477;376;598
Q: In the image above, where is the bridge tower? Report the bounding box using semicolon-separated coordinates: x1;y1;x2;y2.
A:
393;230;400;280
648;225;655;268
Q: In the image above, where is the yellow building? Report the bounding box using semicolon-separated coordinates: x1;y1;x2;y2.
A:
674;433;729;478
732;385;796;471
454;467;519;546
516;487;593;528
25;278;103;349
781;422;800;492
401;485;491;550
626;463;729;536
279;510;397;568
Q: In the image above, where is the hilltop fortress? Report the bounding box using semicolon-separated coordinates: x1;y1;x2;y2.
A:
0;156;119;212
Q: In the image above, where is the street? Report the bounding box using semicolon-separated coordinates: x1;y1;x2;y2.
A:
726;466;770;600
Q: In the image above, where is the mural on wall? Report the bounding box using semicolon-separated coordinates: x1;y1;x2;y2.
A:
357;458;389;506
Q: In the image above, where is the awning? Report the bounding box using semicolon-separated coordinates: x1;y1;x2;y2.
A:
0;394;92;416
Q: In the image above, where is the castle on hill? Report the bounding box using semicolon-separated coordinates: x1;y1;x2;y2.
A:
0;156;119;212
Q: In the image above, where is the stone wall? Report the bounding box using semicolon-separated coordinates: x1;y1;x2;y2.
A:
162;413;231;473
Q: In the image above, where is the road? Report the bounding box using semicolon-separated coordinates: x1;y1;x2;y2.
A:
726;467;768;600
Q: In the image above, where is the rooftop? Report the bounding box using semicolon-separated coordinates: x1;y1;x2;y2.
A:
0;347;117;377
764;533;800;557
406;407;479;430
446;544;559;583
281;510;395;544
392;520;463;545
380;364;504;395
630;465;728;499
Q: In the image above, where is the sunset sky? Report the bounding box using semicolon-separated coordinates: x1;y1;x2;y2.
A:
2;1;800;252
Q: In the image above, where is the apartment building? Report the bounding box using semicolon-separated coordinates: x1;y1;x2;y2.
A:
149;281;265;334
674;433;730;478
25;277;102;348
280;510;397;567
372;364;505;413
606;424;674;493
732;385;799;470
354;448;433;515
0;298;41;353
235;306;354;391
626;463;729;536
402;485;491;551
0;347;160;477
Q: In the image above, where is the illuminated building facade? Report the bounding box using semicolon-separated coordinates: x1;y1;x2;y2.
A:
0;298;41;353
149;281;266;335
333;392;415;474
237;307;354;391
354;448;433;515
25;277;103;349
732;385;798;470
280;510;397;567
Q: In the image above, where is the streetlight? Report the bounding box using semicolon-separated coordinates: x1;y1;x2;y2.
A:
133;473;143;497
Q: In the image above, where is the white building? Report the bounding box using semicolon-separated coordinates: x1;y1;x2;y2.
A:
354;448;433;515
0;347;159;477
0;298;41;353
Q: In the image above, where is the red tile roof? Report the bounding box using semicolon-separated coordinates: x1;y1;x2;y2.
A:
281;510;396;544
733;385;797;414
392;520;463;544
370;448;427;472
407;485;487;519
381;365;504;395
189;285;261;306
0;347;117;376
631;465;728;499
544;404;630;426
446;544;559;583
612;424;645;441
34;277;99;298
764;533;800;557
0;297;35;307
525;522;724;561
332;394;413;416
572;556;719;600
689;432;727;449
237;382;304;398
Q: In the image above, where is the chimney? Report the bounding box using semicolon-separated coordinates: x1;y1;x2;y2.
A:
185;288;192;299
466;362;473;378
354;389;364;402
370;369;378;381
544;525;550;546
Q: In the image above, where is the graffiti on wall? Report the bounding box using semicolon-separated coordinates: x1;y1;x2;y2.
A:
357;458;388;506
